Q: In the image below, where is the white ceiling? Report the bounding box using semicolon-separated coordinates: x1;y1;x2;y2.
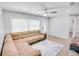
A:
0;2;44;16
40;2;70;9
0;2;79;17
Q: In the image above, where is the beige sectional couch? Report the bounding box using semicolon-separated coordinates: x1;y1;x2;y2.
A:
2;30;45;56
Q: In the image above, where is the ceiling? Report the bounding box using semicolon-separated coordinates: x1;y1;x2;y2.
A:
40;2;70;9
0;2;79;17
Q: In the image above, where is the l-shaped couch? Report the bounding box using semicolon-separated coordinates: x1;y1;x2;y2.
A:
2;30;46;56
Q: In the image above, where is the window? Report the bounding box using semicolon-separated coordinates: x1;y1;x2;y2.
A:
11;18;40;32
29;20;40;30
11;19;28;32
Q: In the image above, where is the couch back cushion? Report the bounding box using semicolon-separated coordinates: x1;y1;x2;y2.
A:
11;32;22;40
2;34;19;56
21;31;30;38
11;30;41;39
21;30;40;38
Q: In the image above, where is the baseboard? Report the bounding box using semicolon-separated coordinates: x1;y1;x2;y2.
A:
47;35;67;40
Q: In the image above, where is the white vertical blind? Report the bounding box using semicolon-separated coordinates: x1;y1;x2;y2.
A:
11;18;40;32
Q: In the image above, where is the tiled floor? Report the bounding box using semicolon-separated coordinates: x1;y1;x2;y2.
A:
47;35;78;56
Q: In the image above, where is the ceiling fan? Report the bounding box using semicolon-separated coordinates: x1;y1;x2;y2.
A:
43;8;57;17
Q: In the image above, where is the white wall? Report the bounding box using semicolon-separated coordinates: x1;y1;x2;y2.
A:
40;18;48;33
0;7;5;54
2;10;48;34
69;15;73;32
48;8;69;39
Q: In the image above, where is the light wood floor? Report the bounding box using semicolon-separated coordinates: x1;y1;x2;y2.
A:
47;35;78;56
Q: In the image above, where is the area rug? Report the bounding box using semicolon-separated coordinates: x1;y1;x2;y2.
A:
31;40;64;56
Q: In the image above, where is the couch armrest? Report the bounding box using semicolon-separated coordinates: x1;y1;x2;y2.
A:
2;34;19;56
32;49;41;56
39;33;47;39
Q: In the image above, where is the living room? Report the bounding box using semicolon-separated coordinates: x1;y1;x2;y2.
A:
0;2;79;56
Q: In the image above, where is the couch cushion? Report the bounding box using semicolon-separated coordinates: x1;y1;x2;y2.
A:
13;39;25;43
2;34;19;56
11;32;22;40
23;35;44;44
14;39;40;56
37;35;44;39
21;31;31;38
21;30;40;38
23;36;38;44
31;35;44;40
29;30;40;34
23;33;39;38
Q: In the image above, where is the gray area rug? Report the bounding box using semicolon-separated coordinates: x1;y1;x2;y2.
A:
31;40;64;56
